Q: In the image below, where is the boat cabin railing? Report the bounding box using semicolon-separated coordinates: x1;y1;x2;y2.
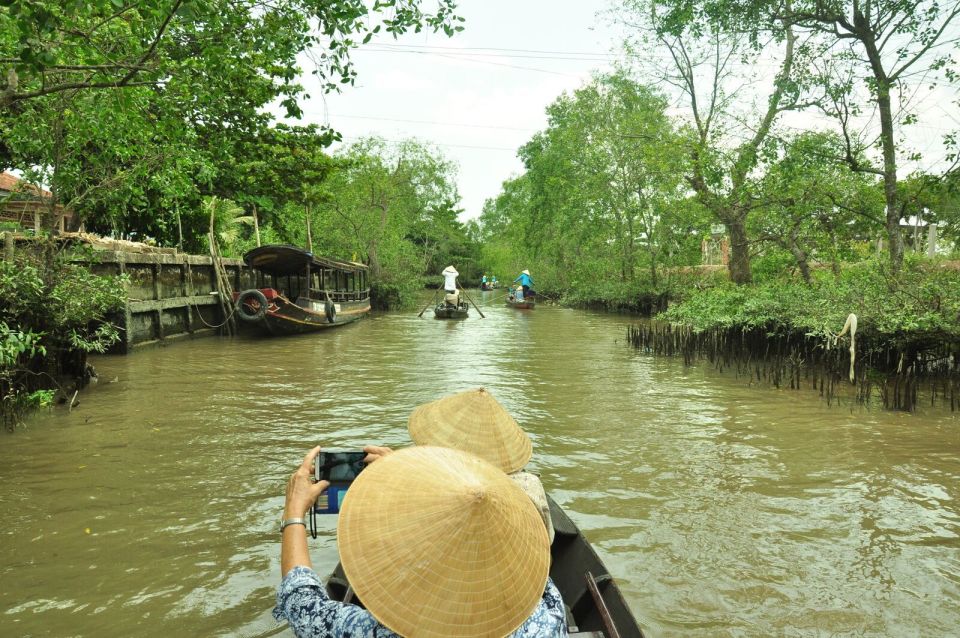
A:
310;288;370;302
253;267;370;304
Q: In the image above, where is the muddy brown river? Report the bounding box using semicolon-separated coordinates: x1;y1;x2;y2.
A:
1;296;958;637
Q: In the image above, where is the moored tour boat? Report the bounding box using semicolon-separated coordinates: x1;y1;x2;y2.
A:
323;495;645;637
233;244;370;336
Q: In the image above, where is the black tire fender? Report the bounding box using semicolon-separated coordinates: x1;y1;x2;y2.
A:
237;289;268;322
325;299;336;323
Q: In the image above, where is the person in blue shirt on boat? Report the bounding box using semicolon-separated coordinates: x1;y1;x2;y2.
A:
514;269;534;298
275;445;566;638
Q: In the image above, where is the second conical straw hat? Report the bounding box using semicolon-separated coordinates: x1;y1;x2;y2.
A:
337;446;551;638
408;388;532;473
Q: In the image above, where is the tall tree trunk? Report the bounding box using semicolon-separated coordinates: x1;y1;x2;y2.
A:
726;215;752;284
625;213;636;281
366;241;382;279
786;228;811;284
875;80;904;272
366;196;389;280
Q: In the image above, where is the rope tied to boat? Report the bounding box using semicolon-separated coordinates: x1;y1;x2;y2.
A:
190;293;239;329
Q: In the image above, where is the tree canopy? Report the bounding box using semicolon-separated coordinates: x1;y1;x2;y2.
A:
479;73;705;301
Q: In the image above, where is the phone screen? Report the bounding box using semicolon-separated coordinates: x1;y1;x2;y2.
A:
314;451;366;515
315;451;366;483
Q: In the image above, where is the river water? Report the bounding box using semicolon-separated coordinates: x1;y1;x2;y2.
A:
1;294;959;637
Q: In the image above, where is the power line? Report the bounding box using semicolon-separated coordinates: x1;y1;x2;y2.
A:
356;47;582;77
430;51;580;77
364;42;791;69
364;45;616;62
323;112;533;132
338;135;518;152
370;43;625;57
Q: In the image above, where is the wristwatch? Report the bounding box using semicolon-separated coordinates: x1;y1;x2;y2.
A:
280;517;306;533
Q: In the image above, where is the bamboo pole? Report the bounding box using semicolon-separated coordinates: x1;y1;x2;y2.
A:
176;203;183;251
417;284;443;318
207;207;237;337
305;206;313;253
457;283;485;318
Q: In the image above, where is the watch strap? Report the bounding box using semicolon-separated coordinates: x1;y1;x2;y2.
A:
280;517;306;533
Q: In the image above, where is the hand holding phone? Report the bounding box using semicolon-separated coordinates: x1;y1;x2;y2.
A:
284;446;330;520
313;450;366;514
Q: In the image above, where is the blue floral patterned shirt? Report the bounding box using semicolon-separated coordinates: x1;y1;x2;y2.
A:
274;566;567;637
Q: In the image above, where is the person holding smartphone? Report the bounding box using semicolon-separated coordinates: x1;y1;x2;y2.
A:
406;387;554;544
275;445;566;638
361;388;554;544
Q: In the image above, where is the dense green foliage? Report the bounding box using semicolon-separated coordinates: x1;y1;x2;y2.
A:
618;0;960;275
214;137;479;303
0;0;473;288
661;257;958;337
0;1;472;426
478;73;709;300
0;0;462;246
480;3;957;329
0;243;126;429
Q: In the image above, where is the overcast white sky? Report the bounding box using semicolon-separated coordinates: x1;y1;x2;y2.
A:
294;0;625;221
290;0;958;222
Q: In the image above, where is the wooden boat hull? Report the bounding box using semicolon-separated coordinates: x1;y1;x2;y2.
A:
433;303;469;319
236;292;370;336
506;298;535;309
323;495;644;637
546;496;644;637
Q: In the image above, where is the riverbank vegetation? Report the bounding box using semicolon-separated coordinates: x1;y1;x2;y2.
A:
3;1;958;416
1;0;473;425
476;1;959;407
0;244;126;429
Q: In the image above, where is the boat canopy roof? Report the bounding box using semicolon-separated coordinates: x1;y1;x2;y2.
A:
243;244;367;276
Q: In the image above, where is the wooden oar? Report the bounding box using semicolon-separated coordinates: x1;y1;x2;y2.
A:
417;284;442;318
585;571;621;638
458;284;485;318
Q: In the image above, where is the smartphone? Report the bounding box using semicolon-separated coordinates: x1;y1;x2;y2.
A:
313;450;366;514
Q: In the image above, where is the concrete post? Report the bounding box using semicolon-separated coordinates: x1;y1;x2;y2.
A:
927;223;938;257
118;255;132;354
3;232;13;261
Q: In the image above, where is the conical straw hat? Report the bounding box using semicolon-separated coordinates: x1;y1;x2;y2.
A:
408;388;532;473
337;446;550;638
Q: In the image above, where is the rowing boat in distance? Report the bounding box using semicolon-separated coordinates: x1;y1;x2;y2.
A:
324;495;645;637
433;301;469;319
506;295;536;309
233;244;370;336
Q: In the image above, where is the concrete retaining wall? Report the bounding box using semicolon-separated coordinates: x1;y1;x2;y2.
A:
88;251;256;352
